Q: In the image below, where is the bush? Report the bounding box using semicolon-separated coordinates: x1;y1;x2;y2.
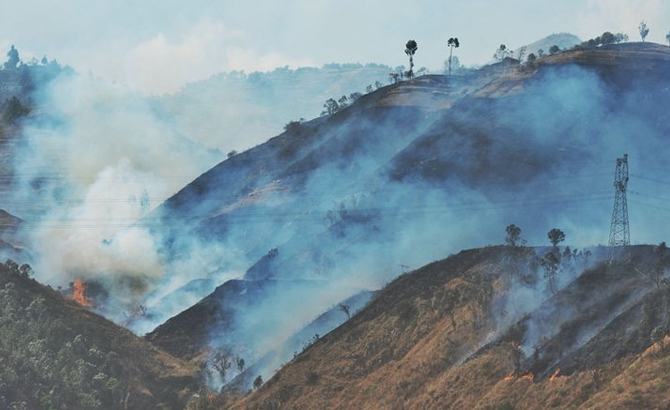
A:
497;400;514;410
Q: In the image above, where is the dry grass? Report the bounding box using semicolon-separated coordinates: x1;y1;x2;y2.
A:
228;246;670;409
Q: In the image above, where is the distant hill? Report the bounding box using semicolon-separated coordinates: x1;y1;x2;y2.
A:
513;32;582;57
152;63;396;153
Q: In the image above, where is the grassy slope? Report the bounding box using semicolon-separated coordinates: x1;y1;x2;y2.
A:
231;245;670;409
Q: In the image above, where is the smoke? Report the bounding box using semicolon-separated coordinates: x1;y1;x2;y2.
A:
7;49;670;392
153;63;393;152
175;59;670;388
9;71;223;308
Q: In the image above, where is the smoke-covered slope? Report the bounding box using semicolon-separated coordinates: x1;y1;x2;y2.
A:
232;245;670;409
135;42;670;391
152;63;394;153
0;261;199;409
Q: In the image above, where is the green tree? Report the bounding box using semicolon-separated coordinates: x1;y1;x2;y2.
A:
321;98;339;115
211;351;232;380
447;37;460;76
549;45;560;55
639;21;649;42
526;53;537;65
404;39;418;79
339;303;351;319
541;251;561;293
338;95;349;108
253;375;263;390
516;46;527;62
505;224;523;247
600;31;616;45
547;228;565;248
493;44;511;61
614;32;629;43
5;45;19;69
284;118;305;132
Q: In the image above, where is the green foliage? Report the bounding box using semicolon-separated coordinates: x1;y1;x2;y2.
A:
447;37;460;76
549;45;561;55
541;250;561;293
253;375;263;390
283;118;306;133
339;303;351;319
496;399;515;410
0;262;132;409
639;21;649;42
349;91;363;102
526;53;537;65
5;45;20;69
576;31;628;49
321;98;339;115
404;39;418;79
547;228;565;247
306;370;319;385
493;44;512;61
505;224;524;247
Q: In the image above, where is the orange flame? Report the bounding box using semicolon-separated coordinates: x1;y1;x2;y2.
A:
71;278;92;307
550;368;561;381
502;369;534;382
519;371;534;382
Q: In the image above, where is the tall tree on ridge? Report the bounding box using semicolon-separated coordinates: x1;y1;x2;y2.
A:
405;39;418;79
447;37;460;76
639;20;649;42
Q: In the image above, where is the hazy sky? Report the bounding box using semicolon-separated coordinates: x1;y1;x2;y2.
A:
1;0;669;94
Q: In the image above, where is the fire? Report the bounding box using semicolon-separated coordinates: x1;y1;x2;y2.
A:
519;371;534;382
503;370;535;382
71;278;92;307
550;368;561;381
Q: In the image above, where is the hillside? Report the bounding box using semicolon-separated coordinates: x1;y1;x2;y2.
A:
133;42;670;381
0;261;199;409
0;39;668;409
233;245;670;409
152;63;394;153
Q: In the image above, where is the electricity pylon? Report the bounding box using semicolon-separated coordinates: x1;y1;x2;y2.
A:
608;154;630;252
